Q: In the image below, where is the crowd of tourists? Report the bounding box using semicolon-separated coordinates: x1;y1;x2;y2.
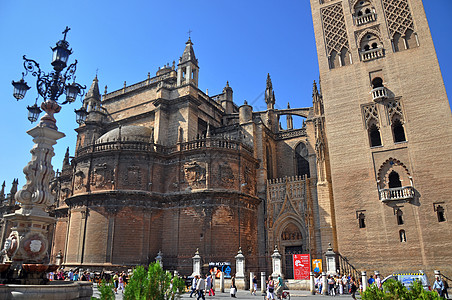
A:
47;269;96;282
46;268;130;294
188;273;216;300
314;273;379;299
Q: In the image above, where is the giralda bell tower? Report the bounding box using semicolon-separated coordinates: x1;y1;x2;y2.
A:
310;0;452;274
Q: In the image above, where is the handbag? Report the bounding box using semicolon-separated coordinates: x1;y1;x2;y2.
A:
230;287;236;295
269;287;274;293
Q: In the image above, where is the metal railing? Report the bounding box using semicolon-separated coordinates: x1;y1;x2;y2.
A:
337;253;361;280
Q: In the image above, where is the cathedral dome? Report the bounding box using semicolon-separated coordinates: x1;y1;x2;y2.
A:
97;125;153;143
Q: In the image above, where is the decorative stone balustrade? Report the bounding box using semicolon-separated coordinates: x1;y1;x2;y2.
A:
356;13;376;25
103;72;175;100
371;86;387;101
76;136;253;157
267;176;307;202
379;186;415;202
361;48;384;62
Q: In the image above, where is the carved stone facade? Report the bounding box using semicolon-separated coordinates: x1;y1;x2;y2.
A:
49;42;331;277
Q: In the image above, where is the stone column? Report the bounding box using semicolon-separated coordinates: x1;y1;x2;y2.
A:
249;272;254;292
220;271;225;293
155;250;163;268
362;271;367;291
261;272;266;294
310;272;315;295
321;272;327;295
325;243;337;275
235;247;246;289
191;248;201;277
271;245;282;279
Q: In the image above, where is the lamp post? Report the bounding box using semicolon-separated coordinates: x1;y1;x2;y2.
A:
2;27;86;283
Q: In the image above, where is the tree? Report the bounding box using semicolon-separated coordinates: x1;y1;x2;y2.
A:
123;262;185;300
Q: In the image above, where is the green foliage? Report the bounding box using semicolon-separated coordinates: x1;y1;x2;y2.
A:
123;262;186;300
92;279;115;300
361;279;441;300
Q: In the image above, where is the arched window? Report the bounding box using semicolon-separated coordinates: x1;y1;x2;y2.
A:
388;171;402;188
437;205;446;222
295;143;310;178
340;48;351;66
405;29;418;49
369;123;382;147
396;209;404;225
330;50;341;69
372;77;384;88
399;230;406;242
358;212;366;228
392;119;406;143
393;33;404;52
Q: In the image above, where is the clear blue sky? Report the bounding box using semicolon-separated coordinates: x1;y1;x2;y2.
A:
0;1;451;192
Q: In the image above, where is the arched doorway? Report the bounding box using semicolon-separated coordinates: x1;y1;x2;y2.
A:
281;223;303;279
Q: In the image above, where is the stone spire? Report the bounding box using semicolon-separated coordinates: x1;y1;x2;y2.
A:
180;37;198;65
63;147;70;167
10;179;18;196
265;73;275;110
85;75;101;101
177;38;199;87
0;181;5;200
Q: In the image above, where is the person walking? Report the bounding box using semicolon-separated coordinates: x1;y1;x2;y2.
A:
112;272;119;294
349;276;358;300
266;276;275;300
230;275;237;298
433;276;445;298
276;274;284;299
196;274;206;300
327;275;336;296
252;275;258;296
443;278;449;299
118;272;125;293
206;274;213;296
190;276;198;298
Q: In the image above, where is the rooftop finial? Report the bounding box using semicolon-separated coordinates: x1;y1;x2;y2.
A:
62;26;71;41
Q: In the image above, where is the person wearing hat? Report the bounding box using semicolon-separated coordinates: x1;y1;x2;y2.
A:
433;276;444;297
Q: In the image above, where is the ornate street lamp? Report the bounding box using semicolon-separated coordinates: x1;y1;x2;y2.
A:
11;26;86;127
74;106;88;125
2;28;87;278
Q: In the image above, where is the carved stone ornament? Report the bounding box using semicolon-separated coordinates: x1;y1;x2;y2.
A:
91;163;114;188
122;165;142;188
183;161;206;189
219;163;234;188
1;231;19;261
21;232;47;260
74;170;85;191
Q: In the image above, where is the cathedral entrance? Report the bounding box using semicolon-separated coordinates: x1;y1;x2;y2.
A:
284;245;303;279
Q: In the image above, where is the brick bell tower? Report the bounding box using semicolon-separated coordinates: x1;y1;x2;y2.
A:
310;0;452;275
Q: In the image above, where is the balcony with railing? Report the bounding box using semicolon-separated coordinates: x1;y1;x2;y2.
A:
356;12;376;25
379;186;415;202
361;47;384;62
371;86;387;101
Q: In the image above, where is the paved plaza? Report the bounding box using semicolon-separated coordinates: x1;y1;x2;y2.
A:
92;284;360;300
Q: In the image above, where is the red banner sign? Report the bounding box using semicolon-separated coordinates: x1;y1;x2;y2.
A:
293;254;311;280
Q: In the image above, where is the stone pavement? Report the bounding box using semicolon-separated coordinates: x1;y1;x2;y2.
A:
92;284;360;300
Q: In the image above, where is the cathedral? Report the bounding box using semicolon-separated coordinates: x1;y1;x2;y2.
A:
2;0;451;279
